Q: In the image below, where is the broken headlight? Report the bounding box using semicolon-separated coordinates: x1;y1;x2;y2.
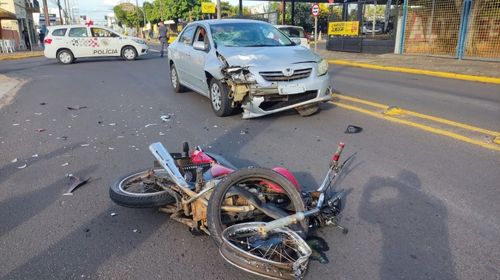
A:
317;59;328;76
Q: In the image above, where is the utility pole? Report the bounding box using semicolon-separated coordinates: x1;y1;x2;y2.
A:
217;0;221;19
42;0;50;26
57;0;63;24
135;0;141;37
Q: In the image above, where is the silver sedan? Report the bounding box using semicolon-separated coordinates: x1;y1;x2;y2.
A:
167;19;332;118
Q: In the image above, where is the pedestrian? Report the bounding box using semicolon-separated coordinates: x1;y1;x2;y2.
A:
158;22;168;58
22;28;31;51
39;29;45;48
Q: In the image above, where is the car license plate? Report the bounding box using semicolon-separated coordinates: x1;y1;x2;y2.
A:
278;83;306;95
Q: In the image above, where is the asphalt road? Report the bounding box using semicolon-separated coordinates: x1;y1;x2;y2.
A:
0;51;499;280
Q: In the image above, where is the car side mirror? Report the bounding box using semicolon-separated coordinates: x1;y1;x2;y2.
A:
193;41;207;51
291;38;301;45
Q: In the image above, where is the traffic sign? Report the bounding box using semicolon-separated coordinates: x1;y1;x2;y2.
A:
311;3;320;17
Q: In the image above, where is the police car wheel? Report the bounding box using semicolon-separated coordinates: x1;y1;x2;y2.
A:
122;46;137;61
57;50;74;64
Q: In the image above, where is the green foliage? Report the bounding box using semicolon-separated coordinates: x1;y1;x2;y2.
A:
113;3;144;28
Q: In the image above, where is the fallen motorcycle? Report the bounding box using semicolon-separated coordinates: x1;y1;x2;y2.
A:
110;141;352;279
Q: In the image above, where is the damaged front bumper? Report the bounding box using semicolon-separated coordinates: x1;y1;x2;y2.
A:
219;59;332;119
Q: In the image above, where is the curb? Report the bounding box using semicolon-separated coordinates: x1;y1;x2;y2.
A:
328;59;500;85
0;52;44;61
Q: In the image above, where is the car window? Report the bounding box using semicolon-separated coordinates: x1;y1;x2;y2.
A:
52;28;67;36
179;26;196;45
210;22;293;47
194;26;209;48
91;27;119;38
68;27;88;37
279;27;305;38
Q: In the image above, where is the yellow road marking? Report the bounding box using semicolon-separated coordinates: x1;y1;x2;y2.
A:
336;94;500;137
328;59;500;85
332;101;500;151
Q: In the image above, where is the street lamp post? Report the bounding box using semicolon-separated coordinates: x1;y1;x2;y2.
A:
42;0;50;26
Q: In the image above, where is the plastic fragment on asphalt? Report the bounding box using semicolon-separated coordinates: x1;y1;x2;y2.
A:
345;125;363;134
213;125;218;128
32;154;38;158
383;106;405;116
108;123;116;126
81;144;90;147
34;112;42;115
160;115;170;122
11;158;18;163
61;162;69;167
36;128;46;132
108;147;114;150
17;163;27;169
159;132;165;136
111;212;117;216
144;123;157;128
493;136;500;145
133;229;141;233
63;175;90;196
12;123;20;126
66;105;87;110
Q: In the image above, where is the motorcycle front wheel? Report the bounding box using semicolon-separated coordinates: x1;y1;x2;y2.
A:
207;167;308;246
109;169;176;208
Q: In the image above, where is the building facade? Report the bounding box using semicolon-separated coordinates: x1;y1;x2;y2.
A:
0;0;39;49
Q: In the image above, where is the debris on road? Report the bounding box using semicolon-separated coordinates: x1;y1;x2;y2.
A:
345;125;363;134
108;147;115;150
160;115;170;122
63;175;91;196
32;154;38;158
110;212;117;217
34;112;42;115
133;229;141;233
384;106;405;116
81;144;90;147
66;105;87;110
12;123;20;126
39;102;46;105
17;163;27;169
36;128;46;132
11;158;18;163
61;162;69;167
108;123;116;126
159;132;165;136
144;123;157;128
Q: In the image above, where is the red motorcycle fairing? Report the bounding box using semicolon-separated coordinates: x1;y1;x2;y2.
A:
191;149;300;193
261;167;302;194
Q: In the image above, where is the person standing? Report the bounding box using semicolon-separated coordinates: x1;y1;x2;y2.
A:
22;28;31;51
158;22;168;58
39;29;45;48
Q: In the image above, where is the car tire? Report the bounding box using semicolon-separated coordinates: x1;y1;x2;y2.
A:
122;46;137;61
295;103;320;117
209;78;233;117
57;49;74;64
170;63;185;93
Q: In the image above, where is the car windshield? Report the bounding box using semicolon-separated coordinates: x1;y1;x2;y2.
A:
210;22;293;47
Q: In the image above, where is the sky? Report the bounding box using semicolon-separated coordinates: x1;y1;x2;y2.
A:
45;0;266;23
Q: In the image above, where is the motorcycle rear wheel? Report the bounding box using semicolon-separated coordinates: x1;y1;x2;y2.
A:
207;167;308;246
109;169;176;208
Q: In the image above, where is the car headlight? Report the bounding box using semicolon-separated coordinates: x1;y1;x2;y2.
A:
132;39;146;45
317;59;328;76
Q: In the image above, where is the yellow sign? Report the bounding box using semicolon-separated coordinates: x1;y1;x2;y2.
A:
202;2;216;14
328;21;359;36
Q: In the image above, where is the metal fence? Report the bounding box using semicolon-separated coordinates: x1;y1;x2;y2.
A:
401;0;500;60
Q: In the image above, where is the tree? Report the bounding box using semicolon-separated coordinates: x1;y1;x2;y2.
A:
113;3;144;28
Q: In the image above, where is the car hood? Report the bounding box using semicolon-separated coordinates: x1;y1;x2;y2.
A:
217;46;321;67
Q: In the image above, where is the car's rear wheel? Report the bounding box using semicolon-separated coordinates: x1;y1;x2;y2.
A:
170;63;185;93
57;49;74;64
209;78;233;117
122;46;137;61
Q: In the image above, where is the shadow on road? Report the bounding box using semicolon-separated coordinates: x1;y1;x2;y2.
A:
0;164;98;238
358;170;456;279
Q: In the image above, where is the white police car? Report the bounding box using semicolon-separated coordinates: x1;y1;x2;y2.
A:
43;25;149;64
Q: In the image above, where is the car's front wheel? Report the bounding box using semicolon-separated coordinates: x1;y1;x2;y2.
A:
122;46;137;61
57;49;74;64
209;78;233;117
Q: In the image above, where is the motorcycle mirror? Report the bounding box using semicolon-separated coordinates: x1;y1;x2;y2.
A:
183;141;189;157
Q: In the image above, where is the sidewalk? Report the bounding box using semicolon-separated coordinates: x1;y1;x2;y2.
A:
0;46;44;61
316;44;500;83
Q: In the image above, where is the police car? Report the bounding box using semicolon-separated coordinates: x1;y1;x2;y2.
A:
43;24;149;64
